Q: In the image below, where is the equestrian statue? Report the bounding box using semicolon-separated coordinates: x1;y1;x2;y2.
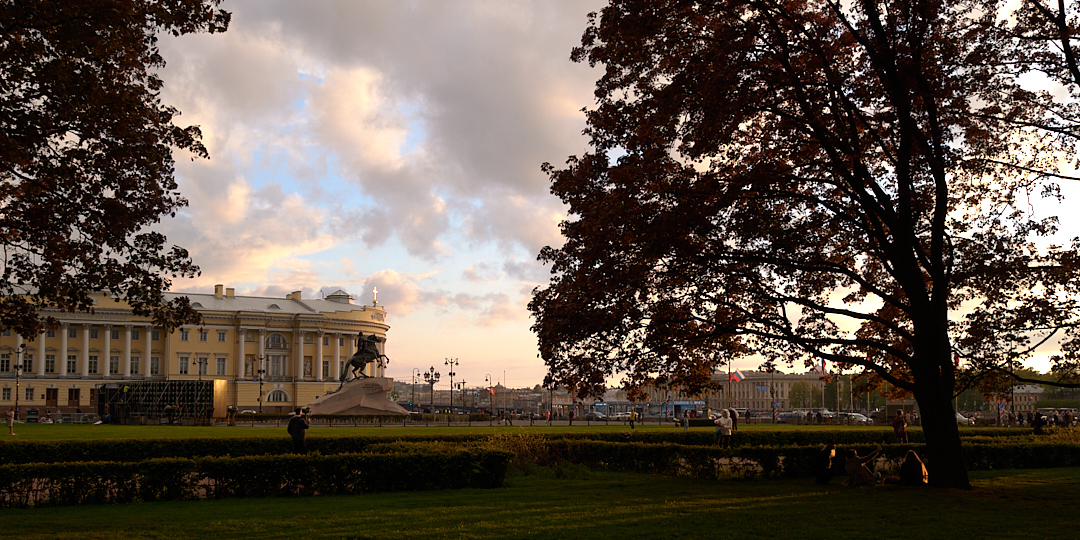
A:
329;332;390;394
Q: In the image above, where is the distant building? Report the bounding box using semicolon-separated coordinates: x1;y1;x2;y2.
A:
0;285;388;417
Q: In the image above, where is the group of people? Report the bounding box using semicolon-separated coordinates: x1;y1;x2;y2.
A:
817;439;928;487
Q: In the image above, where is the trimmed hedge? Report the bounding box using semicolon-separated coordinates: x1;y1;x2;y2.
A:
0;450;512;508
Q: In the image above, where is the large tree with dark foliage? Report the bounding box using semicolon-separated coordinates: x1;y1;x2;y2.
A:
0;0;230;336
531;0;1080;489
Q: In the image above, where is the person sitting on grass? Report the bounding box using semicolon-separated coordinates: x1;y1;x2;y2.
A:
898;450;928;486
816;439;838;485
844;444;883;487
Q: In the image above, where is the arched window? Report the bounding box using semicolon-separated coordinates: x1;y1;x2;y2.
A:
266;333;288;349
266;389;290;403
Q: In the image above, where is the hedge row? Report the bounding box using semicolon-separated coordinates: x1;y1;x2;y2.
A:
0;449;512;508
535;439;1080;480
0;428;1036;466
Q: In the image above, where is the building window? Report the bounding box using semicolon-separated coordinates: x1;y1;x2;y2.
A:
45;354;56;373
24;388;33;401
66;355;77;373
199;330;208;342
131;356;139;375
150;356;160;375
339;337;344;346
68;327;77;339
267;334;287;349
323;336;329;346
1;388;9;400
90;329;98;339
216;357;226;376
110;329;119;340
322;360;330;378
269;355;285;377
2;353;12;372
46;329;55;338
267;389;289;402
180;330;189;341
218;331;226;342
22;354;32;373
88;355;99;373
132;329;140;340
178;356;189;375
152;330;160;341
109;355;119;375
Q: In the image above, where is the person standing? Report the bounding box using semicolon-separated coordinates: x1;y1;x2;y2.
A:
729;408;739;431
287;407;310;453
714;409;733;447
629;410;636;429
682;410;690;431
892;410;908;443
7;408;15;436
816;439;837;485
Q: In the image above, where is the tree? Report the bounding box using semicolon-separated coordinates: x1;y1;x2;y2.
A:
0;0;230;336
789;380;813;409
530;0;1080;489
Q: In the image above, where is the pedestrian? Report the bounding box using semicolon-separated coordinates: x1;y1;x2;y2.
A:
729;408;739;431
682;410;690;431
287;407;310;453
714;409;733;447
629;410;636;429
844;445;884;486
816;439;837;485
7;408;15;436
568;410;574;426
892;410;908;443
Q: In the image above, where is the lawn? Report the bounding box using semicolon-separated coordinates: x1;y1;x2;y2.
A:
0;467;1075;539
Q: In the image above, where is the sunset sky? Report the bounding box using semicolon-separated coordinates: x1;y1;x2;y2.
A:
152;1;1072;390
154;0;606;389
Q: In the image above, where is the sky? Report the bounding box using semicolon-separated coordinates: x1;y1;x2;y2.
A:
150;1;1075;390
154;0;607;389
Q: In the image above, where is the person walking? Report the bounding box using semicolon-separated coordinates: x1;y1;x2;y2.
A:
287;407;310;453
892;410;908;443
629;410;636;429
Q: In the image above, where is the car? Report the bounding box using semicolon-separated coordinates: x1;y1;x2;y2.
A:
612;412;632;421
840;412;873;425
956;412;975;426
584;412;607;421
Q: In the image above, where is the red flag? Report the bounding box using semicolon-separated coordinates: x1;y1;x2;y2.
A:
489;387;495;395
953;352;960;366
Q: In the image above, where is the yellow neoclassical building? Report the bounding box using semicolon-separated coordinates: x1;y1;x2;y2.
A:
0;285;388;418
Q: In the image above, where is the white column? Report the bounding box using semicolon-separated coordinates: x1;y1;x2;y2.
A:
315;331;324;382
332;333;341;380
81;324;90;377
143;325;152;377
59;323;69;377
237;327;246;380
296;331;304;381
37;329;46;376
122;324;132;377
102;324;112;376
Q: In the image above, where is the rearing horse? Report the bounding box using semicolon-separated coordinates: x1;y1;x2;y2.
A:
332;333;389;392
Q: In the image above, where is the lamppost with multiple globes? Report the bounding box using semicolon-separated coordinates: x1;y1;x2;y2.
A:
192;357;208;382
444;358;458;410
13;359;23;420
423;366;440;413
254;357;266;413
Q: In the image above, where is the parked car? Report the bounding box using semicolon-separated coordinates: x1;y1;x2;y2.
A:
584;412;607;421
839;412;873;425
956;412;975;426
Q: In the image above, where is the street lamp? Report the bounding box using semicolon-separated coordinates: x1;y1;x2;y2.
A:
192;357;208;382
456;380;467;408
255;357;266;413
423;366;440;413
444;358;458;410
13;360;23;421
485;374;494;422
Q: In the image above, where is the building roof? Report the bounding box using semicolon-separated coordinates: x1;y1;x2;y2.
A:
166;292;371;316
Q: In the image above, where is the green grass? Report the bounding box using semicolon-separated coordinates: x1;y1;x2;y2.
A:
0;467;1076;539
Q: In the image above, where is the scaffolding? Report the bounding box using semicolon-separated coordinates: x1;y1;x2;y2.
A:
95;380;213;424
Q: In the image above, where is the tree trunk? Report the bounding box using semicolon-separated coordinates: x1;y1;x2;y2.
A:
913;368;971;489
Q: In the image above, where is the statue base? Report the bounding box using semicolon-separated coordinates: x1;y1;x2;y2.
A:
305;377;409;416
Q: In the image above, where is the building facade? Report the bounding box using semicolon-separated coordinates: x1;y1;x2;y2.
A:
0;285;388;417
